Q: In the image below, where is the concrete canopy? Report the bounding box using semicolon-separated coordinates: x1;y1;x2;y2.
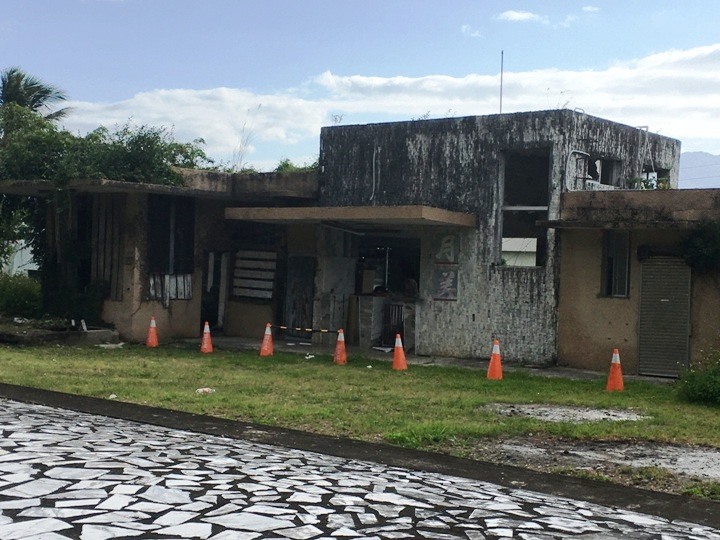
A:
224;205;477;232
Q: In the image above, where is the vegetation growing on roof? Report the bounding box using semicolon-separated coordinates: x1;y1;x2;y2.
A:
273;157;319;173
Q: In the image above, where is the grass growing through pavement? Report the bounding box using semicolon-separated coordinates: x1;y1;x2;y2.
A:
0;343;718;451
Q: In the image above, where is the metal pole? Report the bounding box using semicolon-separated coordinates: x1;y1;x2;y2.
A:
500;50;504;114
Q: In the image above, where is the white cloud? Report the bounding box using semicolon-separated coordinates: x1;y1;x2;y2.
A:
461;24;482;38
497;10;549;24
582;6;600;12
60;43;720;168
559;15;577;28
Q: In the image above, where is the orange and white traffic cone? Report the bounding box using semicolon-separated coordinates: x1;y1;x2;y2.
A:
487;339;503;380
259;323;274;357
200;321;213;354
606;348;624;392
334;329;347;365
392;333;408;371
146;316;159;348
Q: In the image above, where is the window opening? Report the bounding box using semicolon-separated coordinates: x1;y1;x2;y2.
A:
583;156;621;190
356;238;420;297
603;230;630;297
501;150;550;266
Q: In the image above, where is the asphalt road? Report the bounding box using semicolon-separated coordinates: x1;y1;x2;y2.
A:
0;386;718;539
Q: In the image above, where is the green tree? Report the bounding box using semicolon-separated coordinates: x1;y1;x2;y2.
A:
0;66;70;121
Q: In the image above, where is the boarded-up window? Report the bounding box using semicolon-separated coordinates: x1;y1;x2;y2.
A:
233;250;276;299
147;195;195;303
89;194;125;301
149;273;193;304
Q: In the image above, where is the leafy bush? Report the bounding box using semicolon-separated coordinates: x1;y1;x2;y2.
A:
677;355;720;406
0;273;42;318
681;221;720;274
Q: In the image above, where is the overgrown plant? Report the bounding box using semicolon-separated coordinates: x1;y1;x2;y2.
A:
677;350;720;406
680;221;720;274
0;273;42;318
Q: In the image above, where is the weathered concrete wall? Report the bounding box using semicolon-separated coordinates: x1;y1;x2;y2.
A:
102;193;203;342
320;110;680;212
691;273;720;364
414;227;556;364
559;189;720;227
179;169;318;200
557;228;720;373
557;229;639;372
224;301;272;338
568;115;680;187
320;112;562;212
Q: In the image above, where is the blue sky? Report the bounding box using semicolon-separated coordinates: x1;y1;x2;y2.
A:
2;0;720;182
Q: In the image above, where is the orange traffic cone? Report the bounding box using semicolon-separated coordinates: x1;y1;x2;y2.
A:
392;333;408;371
334;329;347;365
200;321;213;354
259;323;274;357
146;316;159;348
606;348;624;392
487;339;503;380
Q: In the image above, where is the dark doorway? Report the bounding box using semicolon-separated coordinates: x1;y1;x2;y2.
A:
201;251;229;330
284;256;316;339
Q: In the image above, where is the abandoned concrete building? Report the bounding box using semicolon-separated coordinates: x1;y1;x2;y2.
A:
227;109;680;366
2;109;690;372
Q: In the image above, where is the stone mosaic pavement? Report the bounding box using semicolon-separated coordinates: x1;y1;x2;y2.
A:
0;398;718;539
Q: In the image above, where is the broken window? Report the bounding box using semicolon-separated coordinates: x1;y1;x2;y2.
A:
636;166;671;189
584;156;621;190
602;230;630;297
147;195;195;302
501;150;550;266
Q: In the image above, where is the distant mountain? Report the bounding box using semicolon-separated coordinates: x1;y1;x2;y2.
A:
679;151;720;189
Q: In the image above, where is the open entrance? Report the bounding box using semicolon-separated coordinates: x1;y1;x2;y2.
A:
352;237;420;348
501;150;550;266
201;251;230;330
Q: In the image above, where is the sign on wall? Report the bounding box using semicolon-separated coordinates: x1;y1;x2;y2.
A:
433;233;459;301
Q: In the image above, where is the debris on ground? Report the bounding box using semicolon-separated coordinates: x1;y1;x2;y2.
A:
195;387;216;395
97;342;124;349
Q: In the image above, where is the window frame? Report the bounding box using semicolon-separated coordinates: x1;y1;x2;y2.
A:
602;230;631;298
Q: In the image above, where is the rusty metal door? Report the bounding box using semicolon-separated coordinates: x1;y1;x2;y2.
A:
638;257;691;377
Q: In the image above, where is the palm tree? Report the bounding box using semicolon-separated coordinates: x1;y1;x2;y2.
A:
0;66;70;121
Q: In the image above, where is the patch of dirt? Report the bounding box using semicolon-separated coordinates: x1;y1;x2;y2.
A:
484;403;649;423
455;404;720;497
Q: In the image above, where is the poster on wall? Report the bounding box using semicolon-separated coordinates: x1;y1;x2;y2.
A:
432;265;458;301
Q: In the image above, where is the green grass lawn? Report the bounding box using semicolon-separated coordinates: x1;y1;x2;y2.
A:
0;342;717;451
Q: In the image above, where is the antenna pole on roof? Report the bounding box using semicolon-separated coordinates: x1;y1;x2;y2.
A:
499;50;504;114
